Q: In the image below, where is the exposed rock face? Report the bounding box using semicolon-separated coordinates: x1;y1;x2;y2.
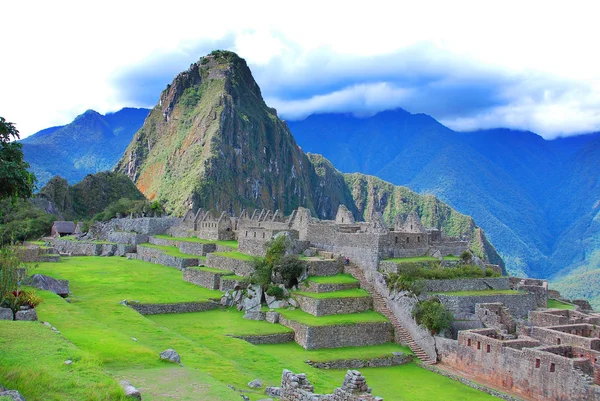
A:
15;309;37;321
26;274;69;297
0;390;26;401
115;50;502;266
0;308;13;320
159;349;181;364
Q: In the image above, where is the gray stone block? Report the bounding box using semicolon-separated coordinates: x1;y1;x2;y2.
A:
0;307;13;320
15;308;37;321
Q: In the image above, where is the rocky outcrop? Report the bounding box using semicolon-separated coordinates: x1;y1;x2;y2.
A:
159;349;181;364
26;274;69;297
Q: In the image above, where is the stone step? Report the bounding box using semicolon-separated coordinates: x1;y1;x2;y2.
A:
293;290;373;316
344;264;437;365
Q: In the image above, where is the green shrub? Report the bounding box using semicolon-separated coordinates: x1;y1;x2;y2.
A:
250;258;272;290
273;255;305;288
8;289;42;312
0;247;23;308
412;298;453;335
266;286;284;300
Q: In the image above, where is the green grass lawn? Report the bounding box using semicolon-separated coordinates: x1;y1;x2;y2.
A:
0;321;127;401
547;299;576;310
293;288;370;299
211;251;254;261
21;257;498;401
26;240;47;246
153;235;238;249
279;309;388;326
306;274;359;285
192;266;233;275
222;274;246;281
434;290;524;296
258;342;413;361
384;255;459;263
139;243;206;260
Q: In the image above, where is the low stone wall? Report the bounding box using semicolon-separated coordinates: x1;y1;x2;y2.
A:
279;316;393;350
305;353;411;369
53;240;102;256
294;294;372;316
183;268;230;290
303;281;359;293
229;332;295;345
205;254;253;276
128;301;218;315
135;246;199;270
149;236;216;256
279;369;382;401
437;293;537;318
450;320;484;338
106;231;149;245
305;259;344;276
113;217;181;235
423;278;510;293
116;244;137;256
220;276;245;291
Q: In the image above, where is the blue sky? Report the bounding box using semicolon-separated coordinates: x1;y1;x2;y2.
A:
3;0;600;139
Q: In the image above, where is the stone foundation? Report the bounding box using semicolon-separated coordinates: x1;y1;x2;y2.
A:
294;294;372;316
279;316;393;350
183;267;231;290
135;246;199;270
128;301;218;315
303;281;359;293
305;259;344;276
305;353;411;369
437;293;537;319
279;369;382;401
229;332;295;345
205;254;253;276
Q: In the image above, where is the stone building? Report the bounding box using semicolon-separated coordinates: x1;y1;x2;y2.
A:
50;221;76;237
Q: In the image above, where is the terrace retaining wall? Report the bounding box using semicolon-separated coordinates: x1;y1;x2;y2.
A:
183;268;230;290
128;301;218;315
229;332;295;345
303;281;359;293
279;316;393;350
437;293;537;318
205;254;253;276
305;353;411;369
422;278;510;293
294;294;372;316
135;246;199;270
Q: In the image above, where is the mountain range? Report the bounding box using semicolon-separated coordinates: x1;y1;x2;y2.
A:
21;107;149;187
19;51;600;306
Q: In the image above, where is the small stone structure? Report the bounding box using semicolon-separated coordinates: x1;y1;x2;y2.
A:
51;221;75;237
279;369;382;401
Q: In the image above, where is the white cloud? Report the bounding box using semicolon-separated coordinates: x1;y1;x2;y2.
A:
3;0;600;138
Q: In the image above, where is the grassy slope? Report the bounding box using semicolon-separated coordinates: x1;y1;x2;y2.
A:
307;274;358;284
293;288;370;299
23;257;496;401
547;299;576;310
279;309;388;326
0;321;127;401
211;251;254;261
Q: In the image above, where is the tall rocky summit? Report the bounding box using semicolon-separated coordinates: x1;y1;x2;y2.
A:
116;50;503;267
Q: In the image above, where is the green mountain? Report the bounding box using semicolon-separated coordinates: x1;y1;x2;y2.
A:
115;50;501;266
38;172;146;220
21;108;149;187
287;112;600;304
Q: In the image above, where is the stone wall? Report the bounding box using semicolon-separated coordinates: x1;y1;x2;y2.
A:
305;353;411;369
294;294;372;316
128;301;218;315
529;310;600;327
53;240;103;256
530;325;600;350
305;259;344;277
370;270;438;362
205;254;253;276
149;236;216;256
422;278;510;293
437;293;537;319
106;231;149;245
441;329;600;401
229;332;295;345
279;316;392;350
112;217;181;235
303;281;359;293
182;268;230;290
135;246;199;270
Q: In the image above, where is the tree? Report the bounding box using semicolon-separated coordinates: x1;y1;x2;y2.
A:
0;117;36;200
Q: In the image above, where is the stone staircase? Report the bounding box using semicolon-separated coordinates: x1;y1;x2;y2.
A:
345;264;437;365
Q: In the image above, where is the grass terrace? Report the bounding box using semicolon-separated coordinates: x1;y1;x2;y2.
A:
293;288;370;299
58;235;116;245
153;235;238;249
547;299;577;310
11;257;497;400
192;266;233;274
306;274;359;285
384;255;460;263
139;243;206;260
211;251;254;261
279;309;388;326
258;342;413;361
222;274;246;281
435;290;524;296
25;240;48;246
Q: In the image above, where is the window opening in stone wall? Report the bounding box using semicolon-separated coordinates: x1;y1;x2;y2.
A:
417;236;420;243
486;344;491;353
411;225;413;230
254;232;256;238
245;231;248;237
467;339;471;346
477;341;481;350
535;358;540;368
557;338;561;345
395;237;398;244
406;237;410;243
550;363;555;372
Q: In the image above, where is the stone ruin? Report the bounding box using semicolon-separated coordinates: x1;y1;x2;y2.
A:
278;369;382;401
